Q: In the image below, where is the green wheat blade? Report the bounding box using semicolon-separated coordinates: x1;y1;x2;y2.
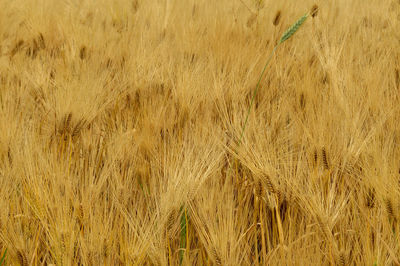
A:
0;249;7;266
179;207;188;265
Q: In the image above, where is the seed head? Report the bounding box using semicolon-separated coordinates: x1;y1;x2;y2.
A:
273;10;282;26
310;4;319;18
322;147;329;170
279;13;308;44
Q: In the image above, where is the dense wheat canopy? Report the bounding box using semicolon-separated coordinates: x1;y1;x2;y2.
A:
0;0;400;265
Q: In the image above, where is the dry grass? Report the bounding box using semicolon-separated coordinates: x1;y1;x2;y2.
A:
0;0;400;265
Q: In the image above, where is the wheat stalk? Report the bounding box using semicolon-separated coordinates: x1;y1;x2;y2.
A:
239;12;310;144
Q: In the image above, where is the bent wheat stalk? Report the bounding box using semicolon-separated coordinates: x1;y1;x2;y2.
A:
239;12;310;144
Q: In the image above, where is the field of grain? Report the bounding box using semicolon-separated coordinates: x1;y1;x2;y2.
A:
0;0;400;265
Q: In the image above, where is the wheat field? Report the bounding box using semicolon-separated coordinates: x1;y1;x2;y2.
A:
0;0;400;265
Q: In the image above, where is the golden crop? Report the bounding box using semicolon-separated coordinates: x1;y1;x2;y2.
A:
0;0;399;265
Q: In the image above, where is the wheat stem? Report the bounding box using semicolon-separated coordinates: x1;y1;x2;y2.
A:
239;12;309;144
179;207;188;265
239;45;278;144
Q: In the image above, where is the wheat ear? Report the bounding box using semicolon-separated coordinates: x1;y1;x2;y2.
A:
279;13;309;44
